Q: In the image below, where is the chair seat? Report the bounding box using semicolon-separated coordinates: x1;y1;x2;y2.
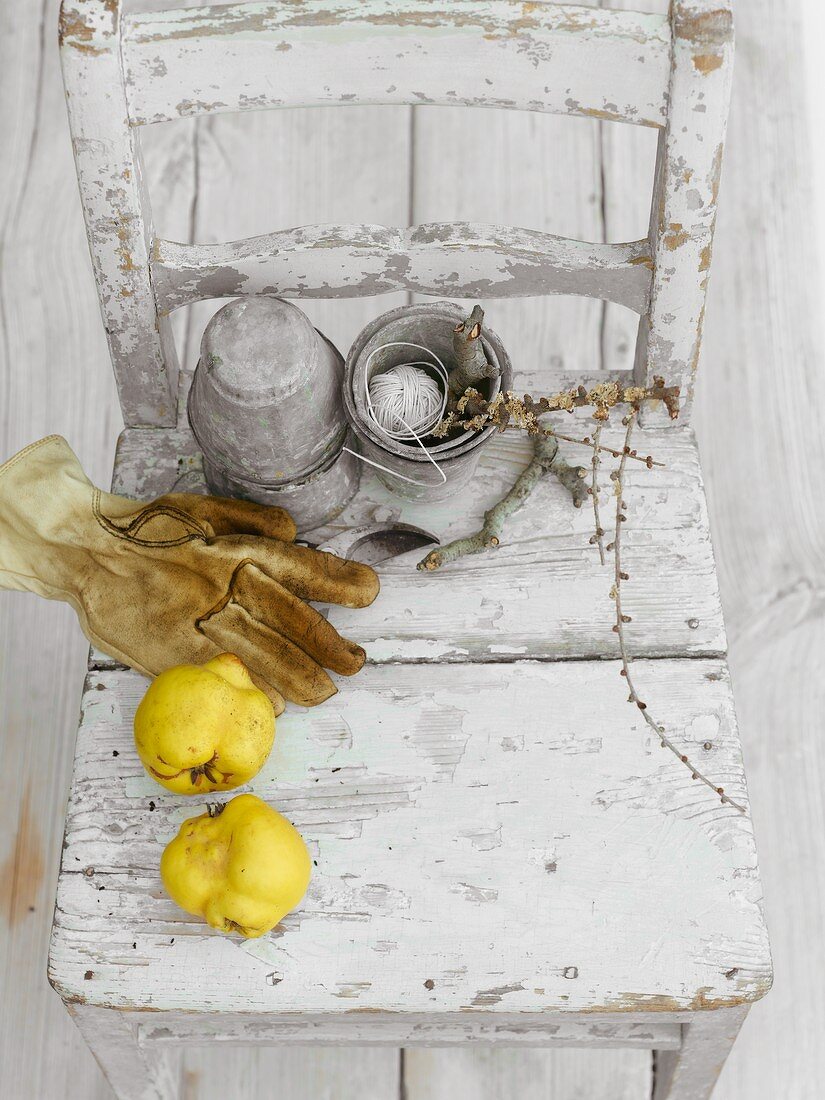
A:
48;422;771;1031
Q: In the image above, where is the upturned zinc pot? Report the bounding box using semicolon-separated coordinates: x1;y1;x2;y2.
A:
188;297;359;532
343;302;512;502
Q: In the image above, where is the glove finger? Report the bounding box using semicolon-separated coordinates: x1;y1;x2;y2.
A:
232;563;366;677
223;537;380;608
160;493;297;542
199;601;337;708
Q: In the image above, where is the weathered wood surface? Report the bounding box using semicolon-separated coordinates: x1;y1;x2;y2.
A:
111;421;727;662
137;1014;681;1049
634;0;734;421
3;1;823;1099
50;661;769;1018
156;97;413;386
153;224;652;312
408;107;617;386
653;1005;749;1100
121;1;672;128
69;1004;180;1100
690;0;825;1093
64;0;726;432
2;0;401;1096
60;0;180;427
404;1047;651;1100
0;0;121;1095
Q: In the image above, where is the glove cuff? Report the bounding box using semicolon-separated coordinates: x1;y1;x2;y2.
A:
0;434;68;483
0;435;96;597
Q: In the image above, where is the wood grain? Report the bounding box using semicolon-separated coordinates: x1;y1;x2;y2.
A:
410;101;609;386
51;660;769;1018
1;0;822;1098
693;0;825;1094
404;1048;652;1100
176;102;412;373
0;0;120;1093
152;223;652;314
0;1;399;1096
121;0;671;127
633;0;734;420
60;0;181;426
111;420;727;663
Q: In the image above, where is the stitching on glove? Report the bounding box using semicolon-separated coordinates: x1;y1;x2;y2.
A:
127;503;206;540
92;490;209;548
195;559;252;629
0;435;64;482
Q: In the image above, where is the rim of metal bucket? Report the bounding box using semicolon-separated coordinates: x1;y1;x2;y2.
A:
188;386;350;490
344;302;512;463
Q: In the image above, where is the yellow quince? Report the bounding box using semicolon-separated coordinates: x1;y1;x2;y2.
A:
134;653;275;794
160;793;311;937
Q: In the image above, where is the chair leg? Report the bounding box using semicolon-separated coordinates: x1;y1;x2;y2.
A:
653;1005;749;1100
68;1005;179;1100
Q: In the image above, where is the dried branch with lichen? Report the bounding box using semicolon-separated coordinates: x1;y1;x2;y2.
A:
418;356;735;813
418;431;587;572
433;377;680;439
608;410;744;814
416;378;677;571
446;305;500;407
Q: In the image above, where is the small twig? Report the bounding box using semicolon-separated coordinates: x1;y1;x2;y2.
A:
546;429;663;468
545;426;668;466
418;434;585;571
492;424;663;467
447;305;500;406
589;424;606;566
610;411;744;813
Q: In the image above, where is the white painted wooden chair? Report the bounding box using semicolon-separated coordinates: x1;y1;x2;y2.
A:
50;3;771;1098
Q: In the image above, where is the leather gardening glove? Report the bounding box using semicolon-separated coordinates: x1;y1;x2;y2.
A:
0;436;379;713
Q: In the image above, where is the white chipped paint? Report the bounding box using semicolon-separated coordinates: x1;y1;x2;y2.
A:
634;0;735;421
134;1010;683;1050
59;1;179;426
108;422;727;662
52;4;760;1092
50;660;770;1023
151;225;653;312
120;1;671;128
61;0;730;437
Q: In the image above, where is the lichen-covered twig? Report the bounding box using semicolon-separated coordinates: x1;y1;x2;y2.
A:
589;424;606;566
610;411;744;813
447;306;500;406
434;377;679;438
417;433;587;571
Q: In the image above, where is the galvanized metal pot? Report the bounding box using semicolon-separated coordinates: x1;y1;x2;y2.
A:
343;302;512;502
188;297;359;532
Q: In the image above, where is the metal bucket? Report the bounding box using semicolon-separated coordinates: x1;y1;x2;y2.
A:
196;430;361;534
343;302;512;502
189;297;359;532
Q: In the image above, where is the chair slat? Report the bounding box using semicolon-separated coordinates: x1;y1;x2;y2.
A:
122;0;671;128
135;1013;684;1048
152;223;653;312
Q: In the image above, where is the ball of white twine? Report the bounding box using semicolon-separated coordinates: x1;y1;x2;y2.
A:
346;340;449;487
365;342;449;443
368;363;443;439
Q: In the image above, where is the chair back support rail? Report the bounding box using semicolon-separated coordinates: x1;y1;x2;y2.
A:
59;0;733;428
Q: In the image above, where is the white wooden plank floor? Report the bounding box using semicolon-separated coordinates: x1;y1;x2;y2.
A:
1;1;822;1098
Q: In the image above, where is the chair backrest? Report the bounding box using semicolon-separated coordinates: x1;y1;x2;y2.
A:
59;0;733;429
